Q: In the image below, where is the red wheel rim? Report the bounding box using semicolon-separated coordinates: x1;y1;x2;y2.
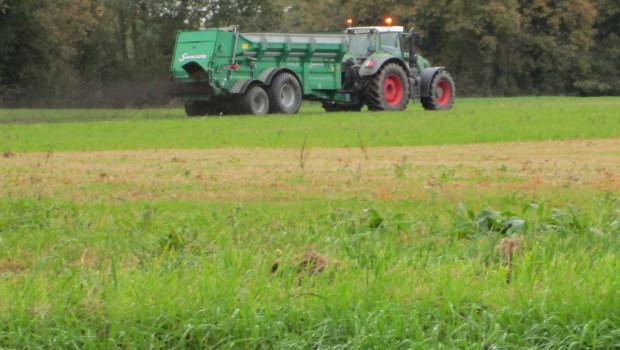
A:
383;73;403;106
436;79;451;106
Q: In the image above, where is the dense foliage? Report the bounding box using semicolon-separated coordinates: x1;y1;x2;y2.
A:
0;0;618;107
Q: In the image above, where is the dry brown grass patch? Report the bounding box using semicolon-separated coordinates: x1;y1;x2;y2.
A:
1;139;618;202
499;237;523;284
272;247;341;284
0;259;26;274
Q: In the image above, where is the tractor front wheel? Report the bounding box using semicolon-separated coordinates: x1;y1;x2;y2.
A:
241;85;269;115
268;73;302;114
421;70;455;110
363;63;409;111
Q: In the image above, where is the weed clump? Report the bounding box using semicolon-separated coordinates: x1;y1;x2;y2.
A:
499;237;522;284
271;247;340;284
0;259;26;275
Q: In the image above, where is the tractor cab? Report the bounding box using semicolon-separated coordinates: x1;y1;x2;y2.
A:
345;26;405;59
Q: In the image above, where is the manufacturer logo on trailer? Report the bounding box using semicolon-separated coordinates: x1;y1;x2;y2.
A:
179;53;208;62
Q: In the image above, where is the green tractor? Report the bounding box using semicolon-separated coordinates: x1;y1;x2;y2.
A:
326;23;455;112
170;22;455;116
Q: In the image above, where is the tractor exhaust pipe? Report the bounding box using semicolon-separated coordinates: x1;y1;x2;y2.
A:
408;28;416;69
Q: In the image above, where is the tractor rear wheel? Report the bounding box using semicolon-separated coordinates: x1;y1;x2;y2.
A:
421;70;455;110
363;63;409;111
268;73;302;114
241;85;269;115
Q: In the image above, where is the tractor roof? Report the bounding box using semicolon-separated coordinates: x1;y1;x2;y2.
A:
345;26;404;34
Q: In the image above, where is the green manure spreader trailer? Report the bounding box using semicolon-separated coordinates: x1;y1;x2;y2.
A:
170;23;455;116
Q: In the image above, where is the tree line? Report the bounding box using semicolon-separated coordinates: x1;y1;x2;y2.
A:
0;0;618;107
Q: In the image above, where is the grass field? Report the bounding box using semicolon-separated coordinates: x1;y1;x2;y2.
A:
1;97;619;348
2;97;619;151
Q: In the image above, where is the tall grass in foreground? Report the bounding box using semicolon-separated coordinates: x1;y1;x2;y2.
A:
1;196;618;348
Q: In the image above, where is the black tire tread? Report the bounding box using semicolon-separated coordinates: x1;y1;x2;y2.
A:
267;72;302;114
362;63;409;111
240;85;269;115
421;70;455;110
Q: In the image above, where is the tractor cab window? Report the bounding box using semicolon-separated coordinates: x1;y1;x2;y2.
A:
348;32;376;57
379;33;401;58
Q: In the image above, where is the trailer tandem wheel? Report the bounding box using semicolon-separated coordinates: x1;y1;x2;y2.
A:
321;101;363;112
184;101;209;117
267;73;302;114
241;85;270;115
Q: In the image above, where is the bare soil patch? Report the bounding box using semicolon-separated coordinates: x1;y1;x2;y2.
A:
2;139;618;202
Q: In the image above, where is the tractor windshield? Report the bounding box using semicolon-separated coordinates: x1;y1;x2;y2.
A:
348;32;376;58
348;32;402;58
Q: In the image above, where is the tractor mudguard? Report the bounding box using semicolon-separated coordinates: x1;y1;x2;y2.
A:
358;55;408;77
420;67;445;97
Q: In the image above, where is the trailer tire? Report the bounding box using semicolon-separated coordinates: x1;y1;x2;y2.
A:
209;96;240;116
184;101;209;117
421;70;455;110
241;85;269;115
268;73;302;114
363;63;409;111
321;101;363;112
184;99;236;117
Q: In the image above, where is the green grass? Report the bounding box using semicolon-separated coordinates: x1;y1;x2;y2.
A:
1;96;619;152
1;196;619;348
0;108;186;124
1;97;619;348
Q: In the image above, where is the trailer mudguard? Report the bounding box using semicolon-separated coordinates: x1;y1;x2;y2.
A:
232;68;300;94
257;67;284;85
230;79;263;94
258;67;301;87
420;67;445;98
